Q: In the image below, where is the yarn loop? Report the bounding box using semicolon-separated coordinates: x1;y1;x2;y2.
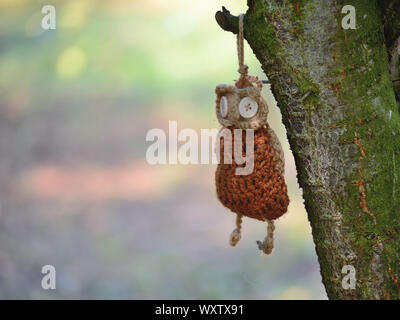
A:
235;14;263;91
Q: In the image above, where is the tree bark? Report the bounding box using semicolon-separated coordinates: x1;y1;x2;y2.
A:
216;0;400;300
380;0;400;103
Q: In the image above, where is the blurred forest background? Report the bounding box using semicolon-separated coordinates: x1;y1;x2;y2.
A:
0;0;327;299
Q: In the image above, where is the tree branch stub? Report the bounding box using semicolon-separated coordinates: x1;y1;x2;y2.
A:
215;7;240;35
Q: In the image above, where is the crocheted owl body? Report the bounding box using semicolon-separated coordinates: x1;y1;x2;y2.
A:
215;125;289;221
213;13;289;254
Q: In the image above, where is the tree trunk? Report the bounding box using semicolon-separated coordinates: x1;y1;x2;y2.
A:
216;0;400;300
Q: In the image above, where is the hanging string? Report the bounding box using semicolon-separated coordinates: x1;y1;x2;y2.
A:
236;14;263;91
237;14;248;76
229;214;243;247
256;219;275;255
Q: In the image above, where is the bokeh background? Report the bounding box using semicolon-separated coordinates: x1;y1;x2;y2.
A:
0;0;327;299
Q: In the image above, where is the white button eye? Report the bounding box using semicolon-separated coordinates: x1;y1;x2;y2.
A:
219;96;228;118
239;97;258;118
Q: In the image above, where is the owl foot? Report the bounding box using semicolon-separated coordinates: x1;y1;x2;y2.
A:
229;228;241;247
229;214;243;247
256;219;275;255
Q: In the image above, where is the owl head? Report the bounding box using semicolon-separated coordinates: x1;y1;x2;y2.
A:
215;84;269;130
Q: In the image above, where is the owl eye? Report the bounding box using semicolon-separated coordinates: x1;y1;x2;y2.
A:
219;96;228;118
239;97;258;118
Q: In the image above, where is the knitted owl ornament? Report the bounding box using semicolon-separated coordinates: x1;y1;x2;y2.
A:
215;14;289;255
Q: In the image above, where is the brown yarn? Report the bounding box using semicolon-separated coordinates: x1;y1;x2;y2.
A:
257;219;275;255
235;14;263;91
215;84;269;130
215;125;289;222
229;214;243;247
236;14;246;76
215;13;289;255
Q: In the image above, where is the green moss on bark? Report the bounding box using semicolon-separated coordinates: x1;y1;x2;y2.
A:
333;0;400;299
